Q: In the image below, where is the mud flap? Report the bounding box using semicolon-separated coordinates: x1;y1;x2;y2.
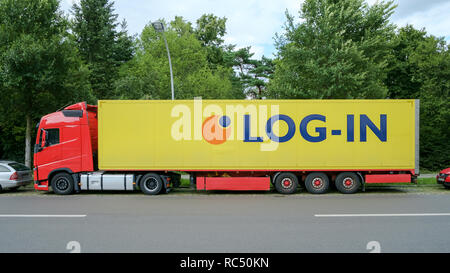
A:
160;175;172;193
72;173;81;193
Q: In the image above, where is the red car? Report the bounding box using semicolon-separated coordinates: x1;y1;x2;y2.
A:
437;168;450;189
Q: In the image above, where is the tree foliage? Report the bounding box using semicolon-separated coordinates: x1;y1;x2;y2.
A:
386;25;449;170
195;14;227;67
224;47;274;98
0;0;93;165
71;0;134;99
114;17;233;99
268;0;396;99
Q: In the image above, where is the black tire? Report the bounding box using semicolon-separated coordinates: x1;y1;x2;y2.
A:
444;184;450;189
335;172;361;194
305;172;330;194
140;173;163;195
51;173;74;195
274;172;299;194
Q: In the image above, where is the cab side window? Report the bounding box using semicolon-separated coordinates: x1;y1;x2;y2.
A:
46;128;60;146
0;165;10;172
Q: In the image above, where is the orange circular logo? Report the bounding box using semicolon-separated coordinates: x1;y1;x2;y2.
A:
202;115;231;145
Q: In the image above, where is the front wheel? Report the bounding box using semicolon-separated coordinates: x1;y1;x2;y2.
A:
140;173;163;195
444;183;450;189
51;173;74;195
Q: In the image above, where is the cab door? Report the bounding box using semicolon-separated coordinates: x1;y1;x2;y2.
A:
61;124;82;174
34;128;62;180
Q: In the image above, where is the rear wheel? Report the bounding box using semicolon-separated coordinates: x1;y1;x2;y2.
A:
305;172;330;194
274;172;299;194
51;173;74;195
335;172;361;194
444;184;450;189
140;173;163;195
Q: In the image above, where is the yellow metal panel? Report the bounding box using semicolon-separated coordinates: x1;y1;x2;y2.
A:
98;100;416;171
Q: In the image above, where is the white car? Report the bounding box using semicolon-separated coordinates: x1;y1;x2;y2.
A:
0;161;33;192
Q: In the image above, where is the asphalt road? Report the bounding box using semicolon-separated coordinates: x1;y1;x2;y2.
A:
0;192;449;253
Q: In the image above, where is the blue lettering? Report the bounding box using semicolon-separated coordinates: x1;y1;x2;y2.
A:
347;115;354;142
360;114;387;142
244;115;263;142
300;114;326;142
266;115;296;143
331;130;341;136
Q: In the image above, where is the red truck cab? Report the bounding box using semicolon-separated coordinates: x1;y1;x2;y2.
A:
33;102;98;191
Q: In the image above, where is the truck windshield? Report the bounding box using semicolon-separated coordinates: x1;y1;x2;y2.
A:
8;163;30;171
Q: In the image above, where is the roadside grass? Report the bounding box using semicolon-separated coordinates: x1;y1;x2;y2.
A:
180;178;191;187
418;177;438;185
2;176;447;196
420;169;441;174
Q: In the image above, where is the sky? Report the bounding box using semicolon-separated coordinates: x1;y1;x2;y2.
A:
61;0;450;59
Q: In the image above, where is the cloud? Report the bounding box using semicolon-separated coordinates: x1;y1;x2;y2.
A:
367;0;449;39
391;0;450;39
389;0;449;19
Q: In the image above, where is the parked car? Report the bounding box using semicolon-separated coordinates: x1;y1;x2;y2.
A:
0;161;33;192
437;168;450;189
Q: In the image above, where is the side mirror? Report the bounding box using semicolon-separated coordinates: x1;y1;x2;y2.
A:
35;129;47;153
42;130;48;147
34;143;41;153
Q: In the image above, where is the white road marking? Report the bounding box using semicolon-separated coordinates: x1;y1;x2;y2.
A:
315;213;450;217
0;214;86;218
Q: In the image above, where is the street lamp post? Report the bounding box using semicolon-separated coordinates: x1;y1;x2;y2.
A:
152;21;174;100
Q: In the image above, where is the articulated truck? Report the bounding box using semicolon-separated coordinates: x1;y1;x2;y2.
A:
33;99;419;195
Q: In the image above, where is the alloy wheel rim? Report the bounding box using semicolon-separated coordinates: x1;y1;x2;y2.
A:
343;177;354;189
281;178;293;189
145;177;158;191
56;178;69;191
312;177;324;189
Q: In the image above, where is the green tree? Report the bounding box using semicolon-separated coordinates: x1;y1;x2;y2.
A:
152;13;271;100
0;0;93;166
114;17;233;100
71;0;134;99
386;25;449;170
194;14;248;98
224;47;274;99
268;0;396;99
194;14;227;68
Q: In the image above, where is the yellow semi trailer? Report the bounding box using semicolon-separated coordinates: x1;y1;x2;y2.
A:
33;99;419;195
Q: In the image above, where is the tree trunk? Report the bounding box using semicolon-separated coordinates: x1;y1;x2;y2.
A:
24;115;32;167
